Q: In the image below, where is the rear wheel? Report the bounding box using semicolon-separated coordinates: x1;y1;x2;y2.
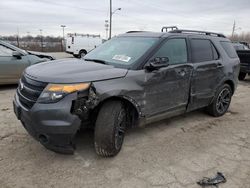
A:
238;72;246;81
94;101;127;157
206;84;232;117
79;50;87;59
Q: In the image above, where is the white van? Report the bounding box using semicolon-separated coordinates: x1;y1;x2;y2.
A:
66;33;102;58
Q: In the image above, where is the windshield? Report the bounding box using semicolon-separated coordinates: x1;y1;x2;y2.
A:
84;37;158;68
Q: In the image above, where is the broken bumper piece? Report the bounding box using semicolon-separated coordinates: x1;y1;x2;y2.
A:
197;172;226;187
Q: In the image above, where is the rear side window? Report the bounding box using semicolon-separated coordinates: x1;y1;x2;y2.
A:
191;39;219;62
220;41;238;58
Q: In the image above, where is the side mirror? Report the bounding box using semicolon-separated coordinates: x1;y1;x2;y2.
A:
145;57;169;71
12;51;22;59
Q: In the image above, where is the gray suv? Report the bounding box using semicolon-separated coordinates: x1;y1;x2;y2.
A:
13;29;240;157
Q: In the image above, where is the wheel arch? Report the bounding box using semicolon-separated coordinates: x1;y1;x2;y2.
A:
224;79;235;94
79;49;87;55
207;78;236;107
92;96;142;128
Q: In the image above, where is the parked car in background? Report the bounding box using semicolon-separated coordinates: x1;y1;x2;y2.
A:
0;41;54;85
232;42;250;80
66;33;102;58
13;28;240;157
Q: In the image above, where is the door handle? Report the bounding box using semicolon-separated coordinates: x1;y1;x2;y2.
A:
216;62;224;68
177;70;186;77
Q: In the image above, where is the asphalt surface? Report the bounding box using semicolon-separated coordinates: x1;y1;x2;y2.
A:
0;55;250;188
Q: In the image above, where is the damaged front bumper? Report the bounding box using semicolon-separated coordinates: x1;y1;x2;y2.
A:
13;92;82;154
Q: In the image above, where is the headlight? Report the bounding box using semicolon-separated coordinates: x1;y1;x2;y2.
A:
37;83;90;103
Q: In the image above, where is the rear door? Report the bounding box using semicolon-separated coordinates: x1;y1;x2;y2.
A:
0;44;30;84
188;37;224;111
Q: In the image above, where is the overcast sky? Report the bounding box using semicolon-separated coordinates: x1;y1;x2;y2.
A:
0;0;250;38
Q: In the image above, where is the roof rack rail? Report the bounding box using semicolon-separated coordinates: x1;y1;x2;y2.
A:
161;26;178;32
169;29;226;38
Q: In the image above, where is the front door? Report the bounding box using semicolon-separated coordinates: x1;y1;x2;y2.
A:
0;44;30;84
144;38;193;117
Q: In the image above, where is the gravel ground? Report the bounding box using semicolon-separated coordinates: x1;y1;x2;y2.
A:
0;76;250;188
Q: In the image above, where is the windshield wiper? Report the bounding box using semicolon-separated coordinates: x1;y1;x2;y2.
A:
84;58;108;65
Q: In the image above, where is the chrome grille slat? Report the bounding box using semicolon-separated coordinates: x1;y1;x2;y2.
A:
18;74;47;109
17;89;36;103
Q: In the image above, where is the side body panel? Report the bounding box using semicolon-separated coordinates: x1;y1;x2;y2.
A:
187;37;240;111
92;64;192;126
0;55;30;84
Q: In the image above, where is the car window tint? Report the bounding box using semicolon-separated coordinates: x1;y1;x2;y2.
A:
221;42;238;58
0;44;13;56
191;39;216;62
153;38;187;64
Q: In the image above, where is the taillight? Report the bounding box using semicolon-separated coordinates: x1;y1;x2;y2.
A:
72;37;74;44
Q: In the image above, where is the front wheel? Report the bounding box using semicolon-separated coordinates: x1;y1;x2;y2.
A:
206;84;232;117
94;101;127;157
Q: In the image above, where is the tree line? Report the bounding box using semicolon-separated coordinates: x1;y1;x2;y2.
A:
228;32;250;44
0;35;65;52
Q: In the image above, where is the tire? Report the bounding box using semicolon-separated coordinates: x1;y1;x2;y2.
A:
94;101;127;157
238;72;246;81
206;84;232;117
73;54;78;58
79;50;86;59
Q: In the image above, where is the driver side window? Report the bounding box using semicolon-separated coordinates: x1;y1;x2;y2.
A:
0;44;14;57
153;38;188;65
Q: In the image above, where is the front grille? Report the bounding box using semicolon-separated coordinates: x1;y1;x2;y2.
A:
17;74;47;109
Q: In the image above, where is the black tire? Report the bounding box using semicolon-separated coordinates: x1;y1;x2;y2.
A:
238;72;246;81
94;101;127;157
73;54;78;58
206;84;232;117
79;50;87;59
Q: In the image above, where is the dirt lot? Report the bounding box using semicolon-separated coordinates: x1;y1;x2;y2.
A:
47;52;74;59
0;77;250;188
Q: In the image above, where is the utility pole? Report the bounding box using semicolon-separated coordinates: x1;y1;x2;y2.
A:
60;25;66;51
105;20;109;40
39;29;43;52
17;27;20;47
232;21;236;39
109;0;112;39
61;25;66;39
108;1;121;40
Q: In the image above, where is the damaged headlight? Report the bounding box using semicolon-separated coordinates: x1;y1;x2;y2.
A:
37;83;90;103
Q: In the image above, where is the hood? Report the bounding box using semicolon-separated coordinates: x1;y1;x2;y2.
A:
25;59;128;83
27;51;55;60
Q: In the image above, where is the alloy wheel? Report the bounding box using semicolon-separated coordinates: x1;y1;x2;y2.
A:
216;88;231;114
